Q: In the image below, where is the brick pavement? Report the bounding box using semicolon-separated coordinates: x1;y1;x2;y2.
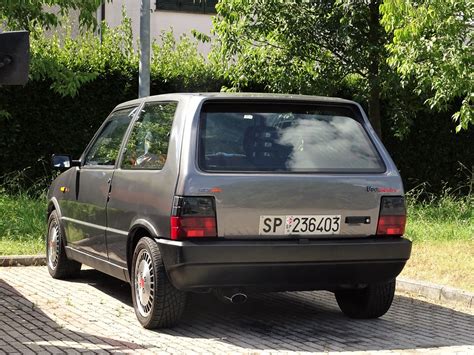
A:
0;266;473;354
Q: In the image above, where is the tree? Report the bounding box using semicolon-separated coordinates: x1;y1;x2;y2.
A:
0;0;106;31
212;0;396;138
381;0;473;131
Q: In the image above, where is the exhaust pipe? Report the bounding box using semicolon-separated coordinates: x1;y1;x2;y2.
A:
225;292;247;304
215;289;248;304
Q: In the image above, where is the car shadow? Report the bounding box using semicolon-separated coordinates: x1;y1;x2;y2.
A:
71;269;474;352
0;276;148;353
73;268;133;307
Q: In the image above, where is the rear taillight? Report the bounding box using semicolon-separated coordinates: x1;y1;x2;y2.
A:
170;196;217;240
376;196;406;236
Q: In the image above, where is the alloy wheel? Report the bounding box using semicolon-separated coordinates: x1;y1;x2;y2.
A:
47;221;60;269
134;249;155;317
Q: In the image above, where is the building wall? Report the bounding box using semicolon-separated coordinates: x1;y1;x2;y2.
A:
104;0;213;54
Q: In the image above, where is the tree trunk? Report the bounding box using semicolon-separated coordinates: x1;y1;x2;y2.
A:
367;0;383;140
368;76;382;139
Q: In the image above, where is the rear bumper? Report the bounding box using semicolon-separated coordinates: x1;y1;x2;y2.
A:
156;237;412;292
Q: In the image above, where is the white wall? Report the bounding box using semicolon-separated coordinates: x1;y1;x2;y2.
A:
105;0;213;54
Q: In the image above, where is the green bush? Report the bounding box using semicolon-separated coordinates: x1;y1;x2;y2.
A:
0;13;472;195
382;103;474;195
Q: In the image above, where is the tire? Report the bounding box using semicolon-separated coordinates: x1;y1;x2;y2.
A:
335;279;396;319
131;237;187;329
46;210;81;279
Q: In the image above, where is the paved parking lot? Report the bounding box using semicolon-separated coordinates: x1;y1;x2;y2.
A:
0;266;473;354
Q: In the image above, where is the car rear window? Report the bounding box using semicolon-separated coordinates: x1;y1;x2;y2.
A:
198;102;385;173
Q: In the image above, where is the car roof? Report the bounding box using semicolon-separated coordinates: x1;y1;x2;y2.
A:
114;93;357;110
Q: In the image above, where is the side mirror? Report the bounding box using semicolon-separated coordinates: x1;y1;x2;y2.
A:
51;154;81;171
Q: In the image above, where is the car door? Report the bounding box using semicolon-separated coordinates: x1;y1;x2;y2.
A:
106;101;179;267
61;106;138;258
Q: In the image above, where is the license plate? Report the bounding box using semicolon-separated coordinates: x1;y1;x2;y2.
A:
259;215;341;235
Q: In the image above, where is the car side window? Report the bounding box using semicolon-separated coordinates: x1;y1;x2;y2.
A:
84;107;137;167
121;102;177;170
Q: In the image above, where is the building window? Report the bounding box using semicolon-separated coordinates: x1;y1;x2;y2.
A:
155;0;218;14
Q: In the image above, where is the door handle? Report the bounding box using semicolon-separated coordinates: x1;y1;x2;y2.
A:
345;216;371;224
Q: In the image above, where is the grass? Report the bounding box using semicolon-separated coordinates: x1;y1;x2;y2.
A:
0;186;472;291
405;191;473;242
0;238;45;255
0;190;46;255
400;240;473;292
401;192;473;292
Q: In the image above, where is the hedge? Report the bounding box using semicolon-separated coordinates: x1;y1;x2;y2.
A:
0;19;472;195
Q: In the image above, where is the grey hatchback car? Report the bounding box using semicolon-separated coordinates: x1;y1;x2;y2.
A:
47;93;411;328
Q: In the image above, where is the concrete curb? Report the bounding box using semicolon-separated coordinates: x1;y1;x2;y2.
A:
397;277;473;309
0;255;46;267
1;255;472;309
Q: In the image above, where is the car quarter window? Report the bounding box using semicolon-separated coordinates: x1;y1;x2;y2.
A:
121;102;178;170
83;107;137;167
